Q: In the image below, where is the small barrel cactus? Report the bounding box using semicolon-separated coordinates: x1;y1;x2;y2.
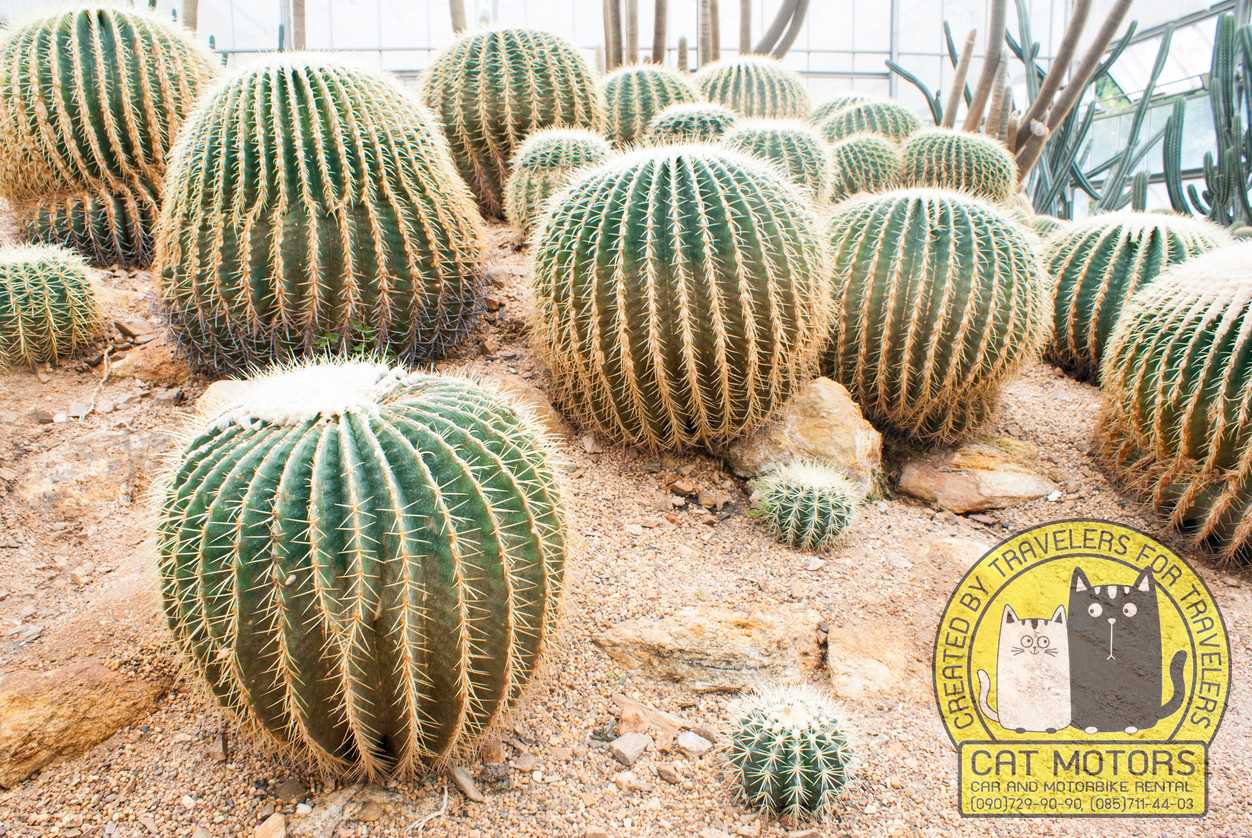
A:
603;65;699;147
155;57;486;373
0;7;216;267
1032;213;1067;238
1046;212;1229;381
422;29;606;218
504;129;612;238
157;360;568;775
825;189;1047;444
819;99;921;144
0;245;102;367
647;103;738;144
532;145;832;449
901;128;1018;203
721;120;831;202
810;94;871;125
1098;243;1252;564
729;685;854;821
695;56;810;119
751;463;859;550
829;134;901;201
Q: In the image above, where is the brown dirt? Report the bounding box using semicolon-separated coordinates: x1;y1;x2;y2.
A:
0;223;1249;837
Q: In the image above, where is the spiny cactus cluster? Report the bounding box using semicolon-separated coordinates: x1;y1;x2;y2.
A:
695;57;811;119
825;189;1046;444
819;99;921;144
531;145;831;450
157;360;568;775
505;129;612;238
751;463;859;550
0;7;216;267
647;103;738;144
0;245;102;367
729;685;854;821
829;134;901;201
423;28;606;218
155;57;485;373
603;65;699;147
902;128;1018;203
1046;212;1229;380
810;94;870;125
1098;243;1252;564
722;121;831;202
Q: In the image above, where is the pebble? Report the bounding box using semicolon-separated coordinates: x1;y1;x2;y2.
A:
451;765;485;802
623;523;644;537
513;752;537;772
272;777;306;802
254;813;285;838
609;732;652;766
804;557;826;572
656;762;683;784
675;731;712;757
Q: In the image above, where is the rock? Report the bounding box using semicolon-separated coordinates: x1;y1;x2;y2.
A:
450;765;485;802
613;695;690;750
14;429;164;519
273;777;307;802
110;334;190;387
787;831;822;838
724;377;882;490
926;537;992;574
609;732;651;767
480;738;505;764
897;437;1059;513
513;752;537;772
675;731;712;757
826;625;911;700
192;828;211;838
580;433;604;454
656;762;683;784
612;769;647;792
0;661;169;787
597;605;822;692
255;813;286;838
485;373;566;437
623;523;644;537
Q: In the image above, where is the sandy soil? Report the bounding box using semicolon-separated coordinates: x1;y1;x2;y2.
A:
0;223;1249;838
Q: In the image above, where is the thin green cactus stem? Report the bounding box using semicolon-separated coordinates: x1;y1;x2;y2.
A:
0;244;102;367
603;64;699;147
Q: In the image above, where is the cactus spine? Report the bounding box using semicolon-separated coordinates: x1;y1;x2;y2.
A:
647;103;738;144
504;129;612;238
751;462;859;550
0;245;102;367
695;56;810;119
901;128;1018;203
1046;212;1229;381
825;189;1046;444
603;65;699;147
829;135;901;201
157;361;568;775
819;99;921;144
0;7;216;267
809;94;870;126
532;146;832;449
422;29;607;218
722;120;831;202
155;57;486;373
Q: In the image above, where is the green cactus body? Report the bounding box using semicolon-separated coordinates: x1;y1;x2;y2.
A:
825;189;1046;444
155;57;486;373
1032;213;1067;238
751;462;859;550
1046;212;1229;381
647;103;738;144
809;94;870;125
695;56;811;119
901;128;1018;203
603;65;699;147
422;29;606;218
1098;243;1252;564
729;685;854;821
721;120;831;202
0;7;216;267
0;244;102;367
504;129;611;238
157;361;568;775
829;134;901;201
532;145;832;450
819;99;921;144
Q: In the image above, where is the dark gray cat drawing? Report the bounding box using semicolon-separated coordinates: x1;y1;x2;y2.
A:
1067;566;1186;734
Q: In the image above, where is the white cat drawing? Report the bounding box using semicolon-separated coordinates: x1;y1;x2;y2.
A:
977;604;1071;734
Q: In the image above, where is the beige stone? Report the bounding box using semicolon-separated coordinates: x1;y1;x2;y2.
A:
255;813;286;838
110;334;190;387
898;437;1059;513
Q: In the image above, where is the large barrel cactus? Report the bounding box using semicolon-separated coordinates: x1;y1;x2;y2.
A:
819;99;921;144
532;146;832;450
504;128;611;238
603;65;699;147
901;128;1017;203
422;29;606;218
695;57;810;119
0;7;216;268
647;103;738;144
155;57;486;373
1097;244;1252;564
825;189;1046;443
721;120;831;202
1046;212;1228;380
157;361;568;775
0;245;102;367
829;134;901;201
810;94;870;125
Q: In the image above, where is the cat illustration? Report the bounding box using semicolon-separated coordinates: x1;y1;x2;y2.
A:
977;604;1071;733
1068;567;1186;734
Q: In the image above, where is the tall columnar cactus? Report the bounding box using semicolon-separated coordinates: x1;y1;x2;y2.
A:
1046;212;1229;381
695;56;811;119
603;65;699;147
0;7;216;268
825;189;1046;443
1097;243;1252;564
829;135;901;201
721;120;831;202
901;128;1018;203
504;129;612;239
647;103;738;144
155;57;486;373
819;99;921;144
751;462;859;550
422;29;607;218
0;245;102;367
809;94;871;126
157;361;568;775
729;685;854;821
532;146;832;449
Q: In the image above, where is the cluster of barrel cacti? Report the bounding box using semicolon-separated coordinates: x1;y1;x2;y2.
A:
603;65;699;147
0;245;102;367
